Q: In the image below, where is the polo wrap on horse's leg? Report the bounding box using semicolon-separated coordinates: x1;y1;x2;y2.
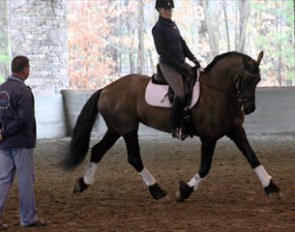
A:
187;173;204;191
83;162;98;185
139;168;156;187
254;165;272;187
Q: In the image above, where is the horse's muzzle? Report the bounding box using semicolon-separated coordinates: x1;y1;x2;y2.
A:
244;103;256;115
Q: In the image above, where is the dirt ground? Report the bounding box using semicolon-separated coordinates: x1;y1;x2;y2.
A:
2;135;295;232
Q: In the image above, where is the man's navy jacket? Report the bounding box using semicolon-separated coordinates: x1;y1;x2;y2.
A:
0;75;36;149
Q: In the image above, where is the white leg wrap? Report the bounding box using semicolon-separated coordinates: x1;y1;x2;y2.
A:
83;162;98;185
187;173;203;191
139;168;156;187
254;165;272;187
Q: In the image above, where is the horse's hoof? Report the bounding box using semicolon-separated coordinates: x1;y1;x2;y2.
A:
265;180;280;197
149;183;167;200
73;177;89;194
176;181;193;202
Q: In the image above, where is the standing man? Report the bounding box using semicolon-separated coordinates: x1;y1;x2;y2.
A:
0;56;47;229
152;0;200;139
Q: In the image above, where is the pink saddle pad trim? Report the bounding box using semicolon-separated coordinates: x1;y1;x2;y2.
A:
145;81;200;109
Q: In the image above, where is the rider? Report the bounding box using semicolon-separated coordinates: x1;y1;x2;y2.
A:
152;0;200;139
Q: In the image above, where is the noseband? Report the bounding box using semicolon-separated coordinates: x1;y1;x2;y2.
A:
232;69;260;103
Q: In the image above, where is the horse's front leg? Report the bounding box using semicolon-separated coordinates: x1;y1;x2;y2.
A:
177;138;217;202
123;130;167;200
228;128;280;196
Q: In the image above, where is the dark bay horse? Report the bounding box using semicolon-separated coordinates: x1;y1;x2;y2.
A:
63;51;280;201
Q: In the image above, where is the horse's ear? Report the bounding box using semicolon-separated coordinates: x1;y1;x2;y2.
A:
257;51;264;66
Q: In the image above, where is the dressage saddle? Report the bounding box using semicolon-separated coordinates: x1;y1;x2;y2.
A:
152;64;197;107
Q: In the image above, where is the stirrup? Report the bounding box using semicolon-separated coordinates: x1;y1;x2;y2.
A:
172;128;187;141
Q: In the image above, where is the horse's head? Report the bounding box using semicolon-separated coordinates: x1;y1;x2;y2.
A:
234;51;263;114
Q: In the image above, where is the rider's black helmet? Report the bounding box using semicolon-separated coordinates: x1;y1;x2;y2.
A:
155;0;175;9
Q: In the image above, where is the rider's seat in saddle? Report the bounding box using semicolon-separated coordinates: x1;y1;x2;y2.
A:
151;64;196;106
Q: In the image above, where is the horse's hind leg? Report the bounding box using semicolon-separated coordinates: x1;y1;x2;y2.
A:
123;130;167;200
228;128;280;196
73;130;120;194
177;138;217;202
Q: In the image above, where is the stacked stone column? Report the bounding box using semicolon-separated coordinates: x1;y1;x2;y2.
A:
8;0;68;93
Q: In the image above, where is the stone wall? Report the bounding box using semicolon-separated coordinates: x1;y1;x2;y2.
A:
7;0;68;93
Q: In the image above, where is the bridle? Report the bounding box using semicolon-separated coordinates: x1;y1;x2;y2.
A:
198;68;260;103
232;69;260;103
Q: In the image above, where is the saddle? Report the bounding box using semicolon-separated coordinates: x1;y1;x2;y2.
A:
146;65;200;138
151;65;197;106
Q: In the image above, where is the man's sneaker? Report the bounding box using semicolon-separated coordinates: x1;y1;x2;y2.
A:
0;223;8;230
23;218;48;228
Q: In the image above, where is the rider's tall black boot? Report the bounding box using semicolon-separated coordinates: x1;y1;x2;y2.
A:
171;97;184;139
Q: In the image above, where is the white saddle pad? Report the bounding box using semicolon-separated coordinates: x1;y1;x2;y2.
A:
145;80;200;109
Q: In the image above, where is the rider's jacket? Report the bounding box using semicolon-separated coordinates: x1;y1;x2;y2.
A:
0;75;36;149
152;16;196;69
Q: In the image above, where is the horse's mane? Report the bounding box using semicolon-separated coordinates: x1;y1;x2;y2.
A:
204;51;252;73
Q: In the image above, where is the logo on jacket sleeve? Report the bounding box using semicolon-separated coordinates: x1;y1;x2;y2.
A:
0;91;10;109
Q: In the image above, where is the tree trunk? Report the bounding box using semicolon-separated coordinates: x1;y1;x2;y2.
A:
237;0;250;52
137;0;145;74
275;1;283;86
222;0;230;51
0;0;10;81
200;0;219;57
123;0;135;73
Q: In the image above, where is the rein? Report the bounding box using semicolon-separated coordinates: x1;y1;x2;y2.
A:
198;69;260;101
198;70;239;96
199;79;228;94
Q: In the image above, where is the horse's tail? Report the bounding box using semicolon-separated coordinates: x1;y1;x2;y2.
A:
63;89;102;170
